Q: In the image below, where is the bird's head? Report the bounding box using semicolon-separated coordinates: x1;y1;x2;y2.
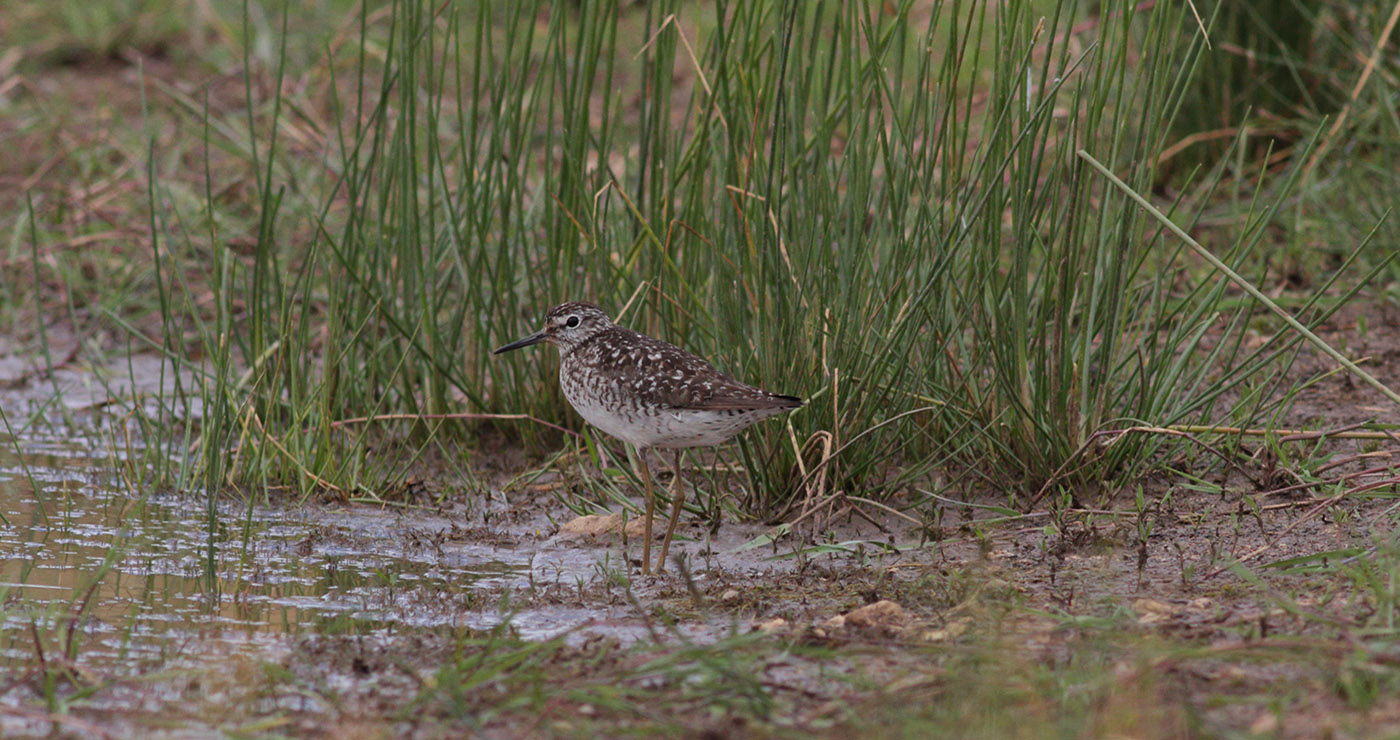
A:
493;302;614;355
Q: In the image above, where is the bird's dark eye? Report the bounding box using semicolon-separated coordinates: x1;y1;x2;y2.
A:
565;315;580;328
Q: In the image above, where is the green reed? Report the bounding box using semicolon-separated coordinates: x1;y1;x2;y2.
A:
105;0;1386;513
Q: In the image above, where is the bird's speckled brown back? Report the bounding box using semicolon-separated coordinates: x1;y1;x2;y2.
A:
561;325;800;413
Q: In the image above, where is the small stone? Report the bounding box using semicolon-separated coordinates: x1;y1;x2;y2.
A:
1132;598;1180;624
755;618;788;634
623;517;649;537
843;600;907;630
556;513;624;540
720;589;741;604
554;513;664;540
1249;712;1279;735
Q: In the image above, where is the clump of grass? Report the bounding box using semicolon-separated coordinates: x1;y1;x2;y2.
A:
67;0;1391;516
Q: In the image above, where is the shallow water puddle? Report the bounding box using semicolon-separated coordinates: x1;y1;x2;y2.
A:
0;431;536;674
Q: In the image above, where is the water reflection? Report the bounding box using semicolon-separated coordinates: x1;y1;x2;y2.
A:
0;435;529;671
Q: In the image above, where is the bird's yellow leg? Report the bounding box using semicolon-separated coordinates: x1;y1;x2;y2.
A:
637;449;654;575
656;449;687;574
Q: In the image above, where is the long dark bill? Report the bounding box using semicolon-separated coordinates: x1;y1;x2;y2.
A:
493;330;548;355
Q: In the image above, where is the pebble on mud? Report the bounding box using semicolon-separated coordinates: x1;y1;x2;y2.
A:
822;599;910;636
842;599;907;630
1249;712;1280;735
1132;598;1182;624
554;513;653;541
555;513;624;540
754;618;789;634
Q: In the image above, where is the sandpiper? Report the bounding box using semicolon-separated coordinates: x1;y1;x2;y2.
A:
494;302;802;574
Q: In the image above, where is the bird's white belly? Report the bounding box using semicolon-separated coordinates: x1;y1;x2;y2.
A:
563;387;774;449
